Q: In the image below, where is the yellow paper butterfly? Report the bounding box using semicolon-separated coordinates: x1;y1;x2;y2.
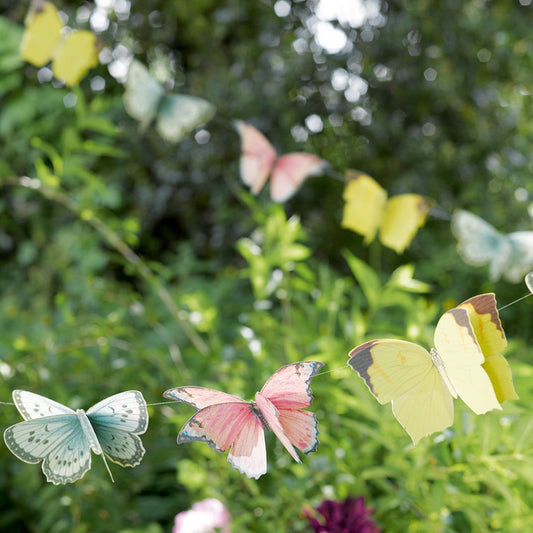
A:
348;293;517;444
341;170;434;254
19;1;99;86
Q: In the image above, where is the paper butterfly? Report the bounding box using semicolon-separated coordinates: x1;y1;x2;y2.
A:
451;209;533;283
348;293;517;444
163;361;323;479
235;121;327;203
4;390;148;484
341;170;434;254
19;1;99;86
123;59;216;144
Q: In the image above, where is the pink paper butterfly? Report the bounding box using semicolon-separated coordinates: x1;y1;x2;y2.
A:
235;121;327;202
163;361;323;479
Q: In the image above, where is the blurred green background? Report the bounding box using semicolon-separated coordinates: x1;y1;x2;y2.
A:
1;0;533;531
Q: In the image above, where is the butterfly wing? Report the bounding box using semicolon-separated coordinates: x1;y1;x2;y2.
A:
269;153;327;202
379;194;434;253
178;401;267;479
341;171;388;244
52;30;99;86
163;386;243;410
348;339;454;444
451;209;511;280
12;390;75;420
434;307;501;415
156;94;216;143
257;361;323;456
86;391;148;467
19;1;63;67
235;121;277;195
4;414;92;484
526;271;533;293
504;232;533;283
123;60;164;127
456;294;517;403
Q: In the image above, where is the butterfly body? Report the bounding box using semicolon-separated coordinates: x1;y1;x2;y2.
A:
124;60;215;143
452;209;533;282
235;121;327;202
4;390;148;484
164;361;323;478
348;294;516;444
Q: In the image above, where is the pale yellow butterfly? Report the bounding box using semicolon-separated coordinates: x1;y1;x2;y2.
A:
341;170;434;254
348;293;517;444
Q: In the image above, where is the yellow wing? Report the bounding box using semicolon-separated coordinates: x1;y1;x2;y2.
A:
52;30;99;86
457;293;517;403
19;2;63;67
348;339;454;444
379;194;434;254
434;307;501;415
341;171;387;243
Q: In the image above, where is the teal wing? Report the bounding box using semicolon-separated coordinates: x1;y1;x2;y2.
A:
123;59;164;127
505;232;533;282
12;389;75;420
87;391;148;467
4;415;92;484
451;209;511;281
156;94;216;143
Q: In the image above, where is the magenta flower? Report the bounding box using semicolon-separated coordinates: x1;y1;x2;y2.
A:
173;498;231;533
304;496;380;533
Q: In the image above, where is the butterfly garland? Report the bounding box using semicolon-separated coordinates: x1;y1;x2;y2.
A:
19;1;100;86
348;293;518;444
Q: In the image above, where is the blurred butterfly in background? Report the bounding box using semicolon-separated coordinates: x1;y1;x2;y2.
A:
4;390;148;484
451;209;533;283
164;361;323;479
123;59;216;144
348;293;517;444
341;170;434;254
19;1;100;86
235;121;328;202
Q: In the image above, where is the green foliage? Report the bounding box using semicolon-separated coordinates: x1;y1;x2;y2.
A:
1;0;533;532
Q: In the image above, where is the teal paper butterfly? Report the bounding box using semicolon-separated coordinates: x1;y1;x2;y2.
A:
123;59;216;143
452;209;533;282
3;390;148;484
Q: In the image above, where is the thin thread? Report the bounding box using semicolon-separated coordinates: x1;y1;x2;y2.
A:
146;400;180;407
498;292;532;312
0;402;15;406
315;365;350;377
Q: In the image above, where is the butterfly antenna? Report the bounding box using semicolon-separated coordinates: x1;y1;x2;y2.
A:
100;453;115;483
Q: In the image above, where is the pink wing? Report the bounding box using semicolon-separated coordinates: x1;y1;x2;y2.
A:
178;402;267;479
260;361;324;409
269;153;327;202
163;386;241;410
255;392;300;463
258;361;323;456
235;121;277;195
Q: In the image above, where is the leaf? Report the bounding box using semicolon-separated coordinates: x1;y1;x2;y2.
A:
342;249;381;309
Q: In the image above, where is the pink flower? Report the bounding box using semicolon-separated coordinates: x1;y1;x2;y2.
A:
173;498;231;533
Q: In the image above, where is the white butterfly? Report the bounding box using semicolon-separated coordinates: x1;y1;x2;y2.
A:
123;60;216;143
3;390;148;484
451;209;533;282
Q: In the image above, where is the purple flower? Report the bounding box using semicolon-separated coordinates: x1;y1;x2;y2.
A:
173;498;231;533
304;496;380;533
